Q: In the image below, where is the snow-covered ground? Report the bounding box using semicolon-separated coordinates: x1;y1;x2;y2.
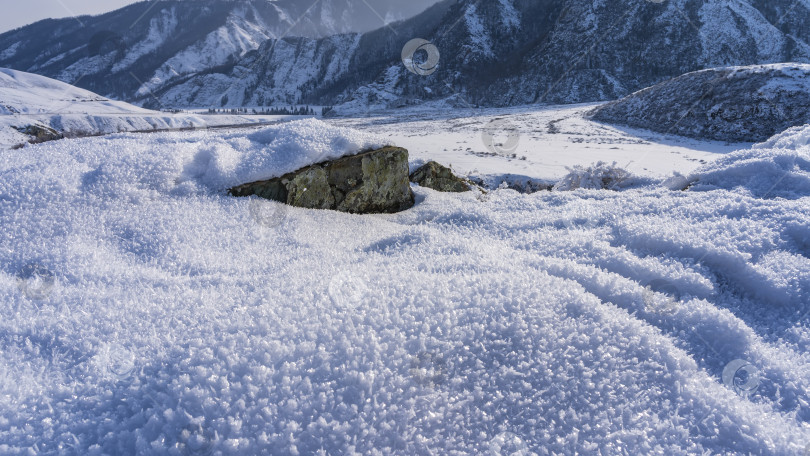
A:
327;103;749;187
1;114;809;454
0;68;293;149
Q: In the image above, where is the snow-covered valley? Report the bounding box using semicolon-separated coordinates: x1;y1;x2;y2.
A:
1;105;809;454
329;103;749;186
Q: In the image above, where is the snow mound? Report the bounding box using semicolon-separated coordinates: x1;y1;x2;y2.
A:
1;118;810;454
754;124;810;151
688;124;810;198
178;118;388;190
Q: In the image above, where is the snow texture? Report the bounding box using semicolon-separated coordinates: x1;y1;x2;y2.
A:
1;115;809;454
688;125;810;199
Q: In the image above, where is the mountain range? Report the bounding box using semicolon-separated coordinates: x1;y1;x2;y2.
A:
0;0;437;104
2;0;809;110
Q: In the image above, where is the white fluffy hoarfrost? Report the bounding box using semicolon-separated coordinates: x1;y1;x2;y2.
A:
0;119;809;455
177;119;387;190
688;124;810;198
553;161;633;191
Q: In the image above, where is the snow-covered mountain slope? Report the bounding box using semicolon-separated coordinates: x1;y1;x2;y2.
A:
1;118;809;454
0;67;152;115
589;64;810;142
0;0;438;103
149;0;810;109
0;68;289;149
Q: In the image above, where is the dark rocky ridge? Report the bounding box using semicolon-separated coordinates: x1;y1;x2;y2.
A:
588;64;810;142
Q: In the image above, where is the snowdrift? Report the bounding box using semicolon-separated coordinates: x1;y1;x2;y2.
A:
1;119;809;454
685;124;810;199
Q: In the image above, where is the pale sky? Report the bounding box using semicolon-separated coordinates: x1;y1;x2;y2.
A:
1;0;140;33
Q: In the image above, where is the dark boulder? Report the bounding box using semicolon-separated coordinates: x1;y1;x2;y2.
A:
229;146;414;214
409;161;471;192
13;124;64;143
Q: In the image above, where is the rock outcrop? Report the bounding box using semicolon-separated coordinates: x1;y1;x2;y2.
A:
409;161;471;192
229;146;414;214
13;124;63;143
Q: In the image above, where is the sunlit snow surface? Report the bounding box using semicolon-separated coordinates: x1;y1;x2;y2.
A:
327;103;750;186
1;118;809;455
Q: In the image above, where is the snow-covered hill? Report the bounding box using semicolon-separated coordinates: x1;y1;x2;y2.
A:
1;116;809;454
0;67;153;116
589;64;810;142
0;0;438;103
0;68;289;149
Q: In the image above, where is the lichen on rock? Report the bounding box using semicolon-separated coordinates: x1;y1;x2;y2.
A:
13;124;64;144
229;146;415;214
409;161;471;192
